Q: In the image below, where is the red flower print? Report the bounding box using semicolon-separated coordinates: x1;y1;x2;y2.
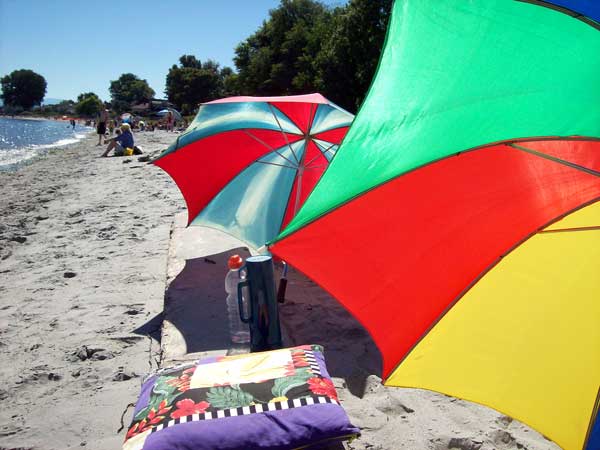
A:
155;400;172;415
126;422;140;440
292;356;310;368
307;377;338;401
126;418;152;440
125;400;173;441
284;361;296;377
167;372;192;392
170;399;210;419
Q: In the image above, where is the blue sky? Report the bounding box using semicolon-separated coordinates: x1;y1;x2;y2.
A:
0;0;346;102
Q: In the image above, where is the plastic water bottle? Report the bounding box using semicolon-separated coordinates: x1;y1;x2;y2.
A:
225;255;250;344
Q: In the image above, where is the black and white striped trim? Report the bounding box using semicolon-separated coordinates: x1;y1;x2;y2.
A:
303;350;321;375
150;396;338;434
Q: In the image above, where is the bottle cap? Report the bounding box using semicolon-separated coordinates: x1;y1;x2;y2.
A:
228;254;243;269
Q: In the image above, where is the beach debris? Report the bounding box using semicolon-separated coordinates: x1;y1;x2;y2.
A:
123;159;132;164
447;438;482;450
69;345;114;361
138;155;151;162
112;367;137;381
47;372;61;381
90;350;115;361
491;430;516;446
496;415;513;428
63;271;77;278
9;236;26;244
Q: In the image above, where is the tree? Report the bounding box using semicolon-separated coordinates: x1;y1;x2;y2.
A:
231;0;392;112
220;67;239;97
165;55;235;115
315;0;392;111
233;0;331;96
0;69;47;110
109;73;154;112
75;92;103;117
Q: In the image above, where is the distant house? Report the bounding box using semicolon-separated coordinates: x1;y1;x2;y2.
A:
131;98;176;115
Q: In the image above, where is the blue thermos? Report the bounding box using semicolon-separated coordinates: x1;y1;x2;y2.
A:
237;255;282;352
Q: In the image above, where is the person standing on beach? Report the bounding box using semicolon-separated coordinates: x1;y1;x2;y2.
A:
166;110;174;132
96;109;109;145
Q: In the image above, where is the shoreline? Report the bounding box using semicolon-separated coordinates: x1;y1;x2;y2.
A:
0;116;95;172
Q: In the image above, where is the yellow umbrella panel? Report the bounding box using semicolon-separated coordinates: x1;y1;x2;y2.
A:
388;201;600;450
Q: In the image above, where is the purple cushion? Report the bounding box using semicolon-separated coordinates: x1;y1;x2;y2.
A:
123;345;359;450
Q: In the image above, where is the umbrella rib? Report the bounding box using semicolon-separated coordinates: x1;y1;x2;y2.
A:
305;164;328;170
303;140;336;167
242;130;297;167
256;160;297;170
509;143;600;177
268;103;300;163
539;225;600;234
308;103;316;134
316;140;337;156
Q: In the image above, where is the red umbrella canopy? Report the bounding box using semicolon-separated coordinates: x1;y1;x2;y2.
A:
154;94;353;249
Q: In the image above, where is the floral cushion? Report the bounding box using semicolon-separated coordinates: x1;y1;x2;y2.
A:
123;345;359;450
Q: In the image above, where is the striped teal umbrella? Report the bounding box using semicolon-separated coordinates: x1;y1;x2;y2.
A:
154;94;353;250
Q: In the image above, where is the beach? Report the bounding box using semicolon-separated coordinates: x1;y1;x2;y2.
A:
0;131;561;450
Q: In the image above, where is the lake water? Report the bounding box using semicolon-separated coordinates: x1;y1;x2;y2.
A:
0;117;92;170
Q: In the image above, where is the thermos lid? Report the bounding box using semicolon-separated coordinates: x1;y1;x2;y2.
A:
246;255;272;263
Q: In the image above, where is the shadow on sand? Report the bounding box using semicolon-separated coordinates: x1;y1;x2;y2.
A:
162;247;383;398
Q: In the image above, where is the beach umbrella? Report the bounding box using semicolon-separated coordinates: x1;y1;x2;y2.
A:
157;108;182;121
153;94;353;249
269;2;600;450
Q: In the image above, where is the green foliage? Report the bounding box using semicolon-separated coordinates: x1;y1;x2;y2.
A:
315;0;392;111
206;386;254;409
75;92;103;117
233;0;391;112
1;69;47;110
271;368;313;398
165;55;236;115
234;0;331;96
109;73;155;113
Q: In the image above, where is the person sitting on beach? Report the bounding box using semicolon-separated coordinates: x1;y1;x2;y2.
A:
101;123;134;157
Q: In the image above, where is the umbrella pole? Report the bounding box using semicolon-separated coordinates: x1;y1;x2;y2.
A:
293;165;304;215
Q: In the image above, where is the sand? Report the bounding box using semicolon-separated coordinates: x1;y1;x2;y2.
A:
0;130;561;450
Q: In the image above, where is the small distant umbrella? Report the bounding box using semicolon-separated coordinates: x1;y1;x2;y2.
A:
157;108;182;121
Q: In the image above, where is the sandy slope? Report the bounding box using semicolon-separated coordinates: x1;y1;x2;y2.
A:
0;130;561;450
0;131;181;449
